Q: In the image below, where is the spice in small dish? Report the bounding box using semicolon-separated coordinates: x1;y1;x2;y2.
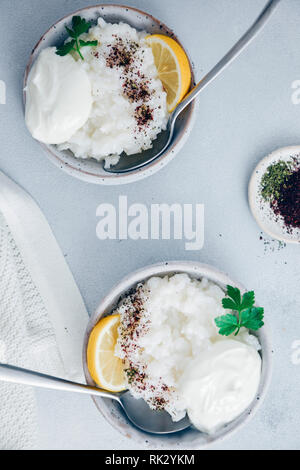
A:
260;157;300;233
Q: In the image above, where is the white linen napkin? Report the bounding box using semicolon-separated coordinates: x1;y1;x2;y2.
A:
0;171;89;449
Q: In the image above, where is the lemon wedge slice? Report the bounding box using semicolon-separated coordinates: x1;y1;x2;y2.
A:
146;34;192;112
87;314;126;392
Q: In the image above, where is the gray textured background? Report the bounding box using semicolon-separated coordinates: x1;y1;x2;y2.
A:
0;0;300;450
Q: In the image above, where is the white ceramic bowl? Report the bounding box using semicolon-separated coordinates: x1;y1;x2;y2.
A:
24;4;196;185
83;261;272;449
249;145;300;244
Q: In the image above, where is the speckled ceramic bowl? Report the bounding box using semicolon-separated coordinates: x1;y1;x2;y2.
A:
83;261;272;449
24;4;196;185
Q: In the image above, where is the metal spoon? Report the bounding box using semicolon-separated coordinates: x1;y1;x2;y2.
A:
0;363;190;434
104;0;281;174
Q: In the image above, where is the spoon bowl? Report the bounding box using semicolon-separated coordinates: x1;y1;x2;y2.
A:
119;391;191;434
102;129;170;174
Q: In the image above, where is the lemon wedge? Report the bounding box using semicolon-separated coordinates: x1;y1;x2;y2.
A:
87;314;126;392
146;34;192;112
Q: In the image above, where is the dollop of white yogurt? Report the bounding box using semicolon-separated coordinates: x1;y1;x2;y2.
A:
180;339;262;434
25;47;92;144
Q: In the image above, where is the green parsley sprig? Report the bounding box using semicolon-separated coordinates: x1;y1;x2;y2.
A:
215;285;264;337
56;16;98;60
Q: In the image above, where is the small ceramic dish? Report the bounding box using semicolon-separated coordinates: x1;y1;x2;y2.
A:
83;261;272;449
24;4;196;185
249;145;300;244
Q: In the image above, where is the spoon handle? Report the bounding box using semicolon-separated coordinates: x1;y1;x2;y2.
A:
173;0;282;118
0;363;121;401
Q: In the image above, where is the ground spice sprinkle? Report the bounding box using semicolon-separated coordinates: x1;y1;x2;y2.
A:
115;283;172;412
100;36;157;131
260;157;300;233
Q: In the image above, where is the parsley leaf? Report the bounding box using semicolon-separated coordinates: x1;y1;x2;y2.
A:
56;16;98;60
226;285;241;307
215;286;264;337
65;26;77;39
72;16;91;36
215;314;238;336
240;290;255;310
222;297;239;311
240;307;264;331
56;40;76;56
